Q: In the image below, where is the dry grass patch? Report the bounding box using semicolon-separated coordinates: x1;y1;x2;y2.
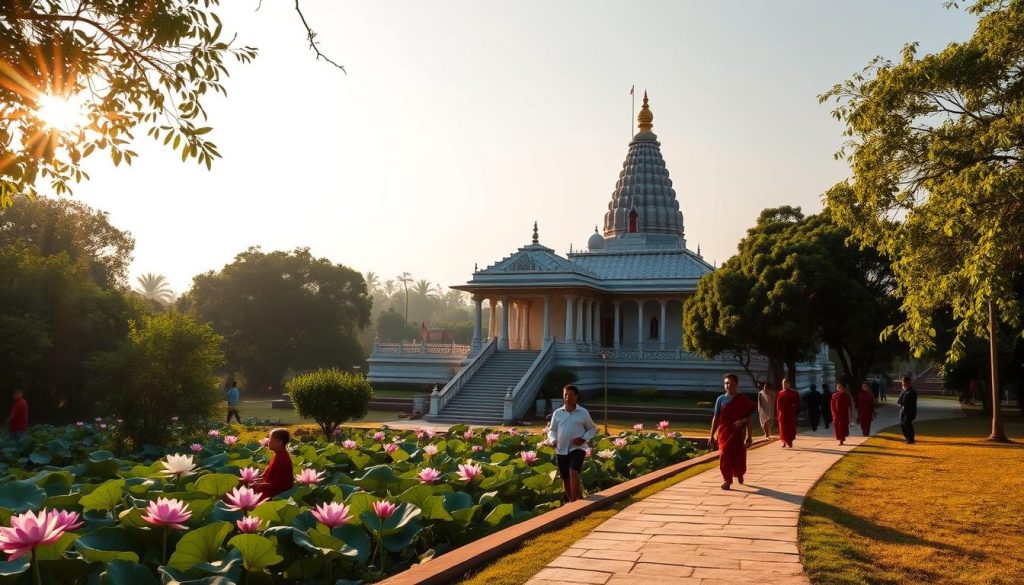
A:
454;458;720;585
799;413;1024;585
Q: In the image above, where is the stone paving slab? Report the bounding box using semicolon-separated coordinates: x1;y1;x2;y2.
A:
524;400;957;585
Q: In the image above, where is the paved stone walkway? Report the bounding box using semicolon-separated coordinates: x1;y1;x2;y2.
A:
526;399;957;585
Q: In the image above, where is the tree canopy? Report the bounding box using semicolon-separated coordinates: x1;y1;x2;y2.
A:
821;0;1024;361
185;247;371;392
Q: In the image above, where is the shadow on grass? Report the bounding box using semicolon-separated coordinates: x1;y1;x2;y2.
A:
796;447;856;456
846;447;931;460
802;496;968;555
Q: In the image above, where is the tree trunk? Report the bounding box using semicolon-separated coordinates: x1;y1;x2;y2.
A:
785;359;797;387
988;300;1008;442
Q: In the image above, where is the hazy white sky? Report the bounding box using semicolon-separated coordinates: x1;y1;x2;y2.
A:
72;1;977;295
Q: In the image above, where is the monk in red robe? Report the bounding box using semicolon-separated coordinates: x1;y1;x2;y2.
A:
857;383;876;436
254;428;295;498
831;383;853;445
775;378;800;448
710;373;755;490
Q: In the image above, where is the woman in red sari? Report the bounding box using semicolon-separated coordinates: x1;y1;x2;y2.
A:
775;378;800;448
710;373;755;490
857;382;876;436
831;383;853;445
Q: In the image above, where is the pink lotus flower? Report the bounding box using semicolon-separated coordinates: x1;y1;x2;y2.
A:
342;439;357;449
223;435;238;446
384;443;398;455
456;463;482;482
141;498;192;530
633;423;644;432
94;417;102;423
75;422;84;428
520;451;538;465
373;431;386;442
49;509;83;533
259;437;270;448
224;486;267;512
415;430;426;440
658;420;670;431
539;438;553;447
372;500;397;520
418;467;441;484
238;467;262;485
333;427;343;436
116;418;123;424
171;416;179;422
295;468;325;486
472;445;483;452
0;509;69;560
190;443;203;453
667;432;677;438
485;433;500;446
463;430;475;440
597;449;616;459
613;438;628;449
236;516;263;534
311;502;352;528
208;429;220;438
583;446;592;458
99;423;107;430
508;427;518;435
422;444;438;458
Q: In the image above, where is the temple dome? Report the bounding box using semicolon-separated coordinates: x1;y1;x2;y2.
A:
602;92;685;249
587;227;605;250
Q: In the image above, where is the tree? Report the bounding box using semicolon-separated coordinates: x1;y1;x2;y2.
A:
92;311;224;447
187;247;371;392
288;368;373;437
821;0;1023;440
363;271;380;296
397;272;413;323
0;198;134;288
375;308;418;342
0;243;136;421
135;272;174;306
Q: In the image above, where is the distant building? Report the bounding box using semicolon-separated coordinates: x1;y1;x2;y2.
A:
368;93;833;424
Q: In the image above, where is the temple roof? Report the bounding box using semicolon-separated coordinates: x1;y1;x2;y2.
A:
568;249;712;281
602;92;686;248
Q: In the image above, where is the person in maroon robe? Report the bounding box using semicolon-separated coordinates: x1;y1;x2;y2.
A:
775;378;800;448
253;428;294;498
710;373;755;490
857;383;876;436
831;383;853;445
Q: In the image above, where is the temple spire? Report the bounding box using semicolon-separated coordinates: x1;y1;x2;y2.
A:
532;221;539;244
637;90;653;133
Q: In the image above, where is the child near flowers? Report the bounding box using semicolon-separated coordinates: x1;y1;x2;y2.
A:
253;428;294;498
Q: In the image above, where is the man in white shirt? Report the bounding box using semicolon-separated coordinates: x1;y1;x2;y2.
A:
547;384;597;502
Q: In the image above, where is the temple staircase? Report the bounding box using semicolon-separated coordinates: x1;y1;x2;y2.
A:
427;350;540;425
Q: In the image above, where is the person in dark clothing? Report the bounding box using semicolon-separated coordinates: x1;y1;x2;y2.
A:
821;383;833;429
897;376;918;444
805;384;822;431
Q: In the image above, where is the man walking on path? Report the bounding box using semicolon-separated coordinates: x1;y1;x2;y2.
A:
776;377;800;448
547;384;597;503
709;373;755;490
857;382;876;436
5;389;28;441
898;375;918;444
757;381;775;439
806;383;822;431
226;380;242;424
831;382;853;446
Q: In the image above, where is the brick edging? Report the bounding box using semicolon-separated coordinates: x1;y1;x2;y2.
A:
377;438;773;585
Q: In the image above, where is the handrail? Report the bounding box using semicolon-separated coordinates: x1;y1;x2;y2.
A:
503;339;556;421
429;338;496;416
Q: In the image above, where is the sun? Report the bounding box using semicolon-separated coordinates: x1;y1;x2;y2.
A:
34;92;89;133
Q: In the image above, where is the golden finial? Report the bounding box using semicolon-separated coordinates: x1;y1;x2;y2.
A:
637;90;653;132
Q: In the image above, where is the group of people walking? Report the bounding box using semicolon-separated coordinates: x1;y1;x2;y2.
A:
715;373;919;490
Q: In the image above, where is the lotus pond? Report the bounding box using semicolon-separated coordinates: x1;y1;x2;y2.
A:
0;421;697;583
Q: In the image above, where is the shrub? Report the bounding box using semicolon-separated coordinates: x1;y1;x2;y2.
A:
92;312;224;448
633;387;661;400
541;368;577;399
289;369;373;436
697;401;713;408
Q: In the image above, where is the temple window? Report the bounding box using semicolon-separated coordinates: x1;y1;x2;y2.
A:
629;210;638;233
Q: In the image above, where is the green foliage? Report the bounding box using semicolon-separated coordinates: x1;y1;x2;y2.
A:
632;387;662;400
288;369;373;437
186;247;371;392
91;312;224;447
375;308;420;342
0;243;136;420
0;1;257;208
820;0;1024;361
541;368;576;399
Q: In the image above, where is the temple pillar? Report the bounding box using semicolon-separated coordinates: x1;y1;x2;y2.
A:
637;300;645;350
575;297;584;342
472;296;482;349
613;301;621;349
488;300;497;339
594;301;602;348
564;295;575;342
659;299;667;350
523;302;531;349
498;296;510;351
542;295;551;342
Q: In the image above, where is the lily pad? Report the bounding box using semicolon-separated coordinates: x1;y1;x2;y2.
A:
0;480;46;513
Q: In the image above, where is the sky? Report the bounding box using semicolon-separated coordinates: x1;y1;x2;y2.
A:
71;0;979;296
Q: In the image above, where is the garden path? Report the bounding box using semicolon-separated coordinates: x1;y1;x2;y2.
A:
525;399;959;585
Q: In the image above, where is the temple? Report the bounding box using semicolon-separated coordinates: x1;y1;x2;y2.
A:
368;93;833;424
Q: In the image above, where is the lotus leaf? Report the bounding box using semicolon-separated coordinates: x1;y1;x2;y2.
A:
228;534;284;571
0;480;46;512
168;521;233;571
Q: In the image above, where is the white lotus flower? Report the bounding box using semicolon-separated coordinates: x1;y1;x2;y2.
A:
160;454;196;479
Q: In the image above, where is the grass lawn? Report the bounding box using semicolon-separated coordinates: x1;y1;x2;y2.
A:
454;457;721;585
799;412;1024;585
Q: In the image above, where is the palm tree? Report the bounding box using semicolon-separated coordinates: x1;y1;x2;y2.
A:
397;272;413;323
382;279;396;300
364;271;381;295
135;273;174;306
